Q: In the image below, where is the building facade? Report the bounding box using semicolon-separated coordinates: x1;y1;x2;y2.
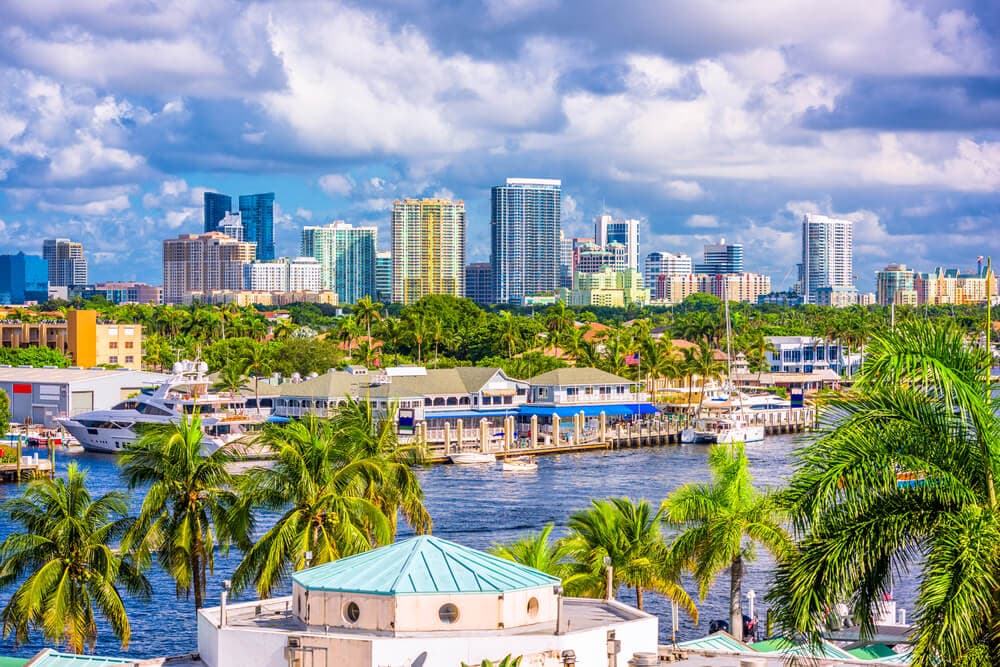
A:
464;262;492;306
217;212;244;242
85;282;162;305
704;272;772;303
644;251;692;288
391;199;466;305
564;268;650;307
876;263;917;306
0;253;48;305
490;178;561;304
42;238;87;287
162;232;256;304
301;222;377;304
0;310;143;370
695;239;743;274
203;192;232;234
595;215;640;272
238;192;275;261
375;251;392;304
558;231;574;289
801;214;854;304
243;258;322;293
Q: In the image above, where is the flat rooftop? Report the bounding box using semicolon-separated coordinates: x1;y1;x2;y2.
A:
0;367;166;384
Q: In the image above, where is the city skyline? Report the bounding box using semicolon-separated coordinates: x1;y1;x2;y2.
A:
0;2;998;290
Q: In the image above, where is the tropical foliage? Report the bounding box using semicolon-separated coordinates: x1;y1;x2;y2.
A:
0;464;150;652
768;321;999;665
663;442;791;638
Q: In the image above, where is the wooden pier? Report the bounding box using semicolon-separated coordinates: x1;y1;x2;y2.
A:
0;458;54;482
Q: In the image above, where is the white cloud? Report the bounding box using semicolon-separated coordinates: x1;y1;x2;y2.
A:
318;173;355;196
295;208;313;220
663;180;705;200
686;214;719;228
164;208;198;229
142;179;189;208
39;194;130;215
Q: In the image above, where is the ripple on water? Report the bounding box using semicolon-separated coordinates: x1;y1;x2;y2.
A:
0;434;917;658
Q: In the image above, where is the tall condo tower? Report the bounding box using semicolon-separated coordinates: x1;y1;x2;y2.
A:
695;239;743;274
595;215;640;272
203;192;232;233
42;238;88;287
490;178;561;304
239;193;276;261
301;221;378;305
391;199;466;305
800;214;854;304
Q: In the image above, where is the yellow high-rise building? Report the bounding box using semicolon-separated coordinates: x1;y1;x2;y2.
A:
391;199;466;305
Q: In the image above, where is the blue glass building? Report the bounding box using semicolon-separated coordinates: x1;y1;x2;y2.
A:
0;253;49;304
695;240;744;274
203;192;232;233
239;193;275;260
490;178;561;304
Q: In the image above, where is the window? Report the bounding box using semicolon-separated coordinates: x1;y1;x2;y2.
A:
125;342;134;349
109;356;118;364
124;327;134;335
343;601;360;624
109;342;118;349
438;603;459;624
125;356;134;364
108;327;118;335
527;597;539;618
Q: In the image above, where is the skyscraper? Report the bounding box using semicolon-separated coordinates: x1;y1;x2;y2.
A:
217;212;244;242
301;221;377;305
162;232;256;304
491;178;561;304
375;251;392;304
695;239;743;274
391;198;466;305
644;251;693;288
465;262;492;306
42;238;88;287
203;192;232;233
876;263;917;306
0;253;48;304
239;193;276;260
595;215;640;272
558;231;574;289
800;214;854;305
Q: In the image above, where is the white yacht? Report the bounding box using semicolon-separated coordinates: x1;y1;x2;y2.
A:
681;416;765;444
58;361;266;454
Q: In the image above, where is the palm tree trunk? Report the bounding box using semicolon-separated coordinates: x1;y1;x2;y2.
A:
730;555;743;640
192;549;203;609
635;585;644;611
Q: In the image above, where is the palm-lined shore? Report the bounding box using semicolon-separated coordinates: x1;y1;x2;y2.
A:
0;319;996;665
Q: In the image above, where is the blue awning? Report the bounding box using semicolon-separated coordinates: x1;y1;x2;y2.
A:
424;409;515;420
267;415;291;423
518;404;659;418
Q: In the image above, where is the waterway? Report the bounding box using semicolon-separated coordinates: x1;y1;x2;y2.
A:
0;434;917;659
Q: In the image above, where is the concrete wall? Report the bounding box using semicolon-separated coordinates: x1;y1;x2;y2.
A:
393;587;557;633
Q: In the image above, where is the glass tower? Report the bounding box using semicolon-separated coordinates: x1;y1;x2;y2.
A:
203;192;233;234
490;178;561;304
0;253;49;304
375;251;393;304
239;193;276;260
301;222;377;304
695;240;744;275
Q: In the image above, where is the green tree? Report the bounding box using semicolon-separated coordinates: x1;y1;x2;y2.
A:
213;362;249;397
543;301;575;353
768;321;1000;665
564;497;697;617
353;296;383;343
663;442;791;639
231;415;394;598
241;342;273;415
0;463;151;652
0;389;8;440
690;339;727;408
489;524;576;584
461;656;522;667
120;413;247;610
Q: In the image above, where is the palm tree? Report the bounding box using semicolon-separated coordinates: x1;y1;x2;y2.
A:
496;311;522;358
0;463;150;652
563;498;697;618
690;340;727;409
353;296;383;343
120;413;247;610
213;362;249;397
336;316;361;356
663;442;790;639
489;524;576;584
242;342;272;415
543;301;575;353
768;321;1000;665
231;415;395;598
404;311;433;363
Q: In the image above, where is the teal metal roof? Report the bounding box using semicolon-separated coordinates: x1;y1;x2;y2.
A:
26;650;133;667
292;535;561;595
677;631;749;653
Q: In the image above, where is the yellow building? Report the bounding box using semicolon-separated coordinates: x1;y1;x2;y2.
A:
563;268;650;307
1;310;143;370
391;199;466;305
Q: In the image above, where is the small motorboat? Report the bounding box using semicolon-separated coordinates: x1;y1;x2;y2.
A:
449;452;497;465
502;456;538;472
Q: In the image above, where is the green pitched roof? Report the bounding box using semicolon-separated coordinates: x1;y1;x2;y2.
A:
849;644;898;660
25;650;133;667
527;367;634;386
0;658;27;667
292;535;561;595
677;631;749;653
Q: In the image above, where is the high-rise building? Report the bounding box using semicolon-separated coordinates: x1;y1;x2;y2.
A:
217;212;244;242
876;263;917;306
564;267;649;307
644;252;692;288
42;238;88;287
695;239;743;275
595;215;640;272
375;251;392;304
162;232;256;304
301;221;377;305
243;258;322;293
0;253;48;304
85;282;163;305
465;262;492;306
203;192;232;234
490;178;561;304
558;231;574;289
800;214;854;305
238;192;276;260
392;198;466;305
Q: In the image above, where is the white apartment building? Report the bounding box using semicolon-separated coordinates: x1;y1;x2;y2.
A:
595;215;640;272
217;212;244;242
243;257;322;292
644;251;692;288
42;238;88;287
801;214;854;304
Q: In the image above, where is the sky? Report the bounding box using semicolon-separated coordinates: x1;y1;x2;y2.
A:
0;0;998;291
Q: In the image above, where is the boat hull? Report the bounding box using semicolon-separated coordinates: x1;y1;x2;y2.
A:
681;425;765;445
449;452;497;465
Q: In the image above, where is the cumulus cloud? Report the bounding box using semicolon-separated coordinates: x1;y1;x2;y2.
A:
318;173;355;196
686;214;719;228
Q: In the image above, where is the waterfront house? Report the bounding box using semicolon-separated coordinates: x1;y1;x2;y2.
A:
765;336;854;375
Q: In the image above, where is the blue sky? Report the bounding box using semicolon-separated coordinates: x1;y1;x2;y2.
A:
0;0;998;291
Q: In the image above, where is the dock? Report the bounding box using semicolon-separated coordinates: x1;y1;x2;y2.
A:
0;457;55;482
